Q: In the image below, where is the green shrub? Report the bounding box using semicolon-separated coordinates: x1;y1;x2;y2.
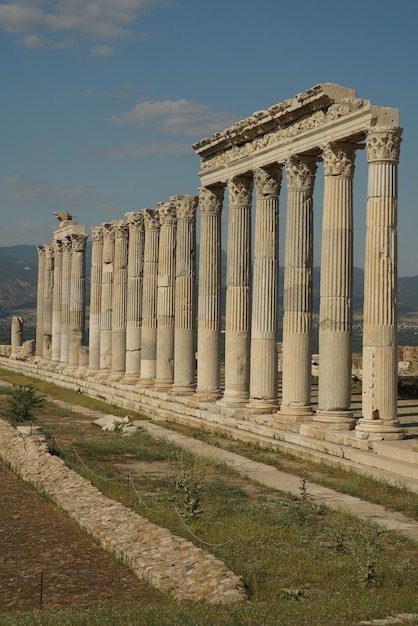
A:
6;384;46;423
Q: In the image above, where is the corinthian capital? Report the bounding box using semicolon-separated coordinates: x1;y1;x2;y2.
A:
71;233;88;252
199;185;224;215
366;127;402;163
53;240;63;255
37;245;45;259
143;208;160;230
91;226;104;242
157;201;177;226
228;175;253;205
322;143;356;177
253;165;282;196
285;156;317;190
125;212;144;231
112;219;129;239
171;195;199;221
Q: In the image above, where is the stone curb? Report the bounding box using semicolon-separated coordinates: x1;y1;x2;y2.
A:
0;418;245;604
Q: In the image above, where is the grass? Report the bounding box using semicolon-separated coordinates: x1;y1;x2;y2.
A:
1;370;418;624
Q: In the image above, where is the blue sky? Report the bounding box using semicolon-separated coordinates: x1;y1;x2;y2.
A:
1;0;418;275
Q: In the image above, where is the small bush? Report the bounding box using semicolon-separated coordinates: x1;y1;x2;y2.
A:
6;384;46;424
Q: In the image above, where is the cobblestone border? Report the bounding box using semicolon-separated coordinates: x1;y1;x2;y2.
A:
0;418;245;604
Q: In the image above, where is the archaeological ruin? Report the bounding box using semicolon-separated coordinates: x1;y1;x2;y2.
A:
3;83;417;482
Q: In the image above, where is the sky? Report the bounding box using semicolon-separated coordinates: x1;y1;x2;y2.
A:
1;0;418;275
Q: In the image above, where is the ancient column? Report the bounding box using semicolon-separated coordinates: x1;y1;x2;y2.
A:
51;239;63;364
99;222;115;375
68;233;88;367
247;166;282;413
154;202;177;390
59;236;72;366
110;220;129;380
314;143;356;429
356;127;403;440
140;209;160;385
195;185;224;401
42;243;54;360
36;245;45;357
124;212;145;383
172;194;198;395
279;156;317;420
11;316;23;358
219;175;253;407
88;226;104;374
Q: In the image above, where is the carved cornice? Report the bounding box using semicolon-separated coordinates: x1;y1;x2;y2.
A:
285;156;317;189
322;143;356;177
199;185;225;214
91;226;104;242
125;212;144;231
228;175;253;205
157;202;177;226
253;166;282;196
71;233;88;252
112;219;129;239
171;195;199;221
143;209;160;230
366;127;402;163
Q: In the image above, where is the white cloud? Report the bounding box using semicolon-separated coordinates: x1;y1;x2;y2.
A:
21;33;72;48
0;175;102;204
100;141;193;159
0;0;166;47
109;100;237;137
91;44;114;56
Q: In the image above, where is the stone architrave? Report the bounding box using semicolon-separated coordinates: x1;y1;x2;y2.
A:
110;220;129;380
59;237;72;366
139;209;160;385
219;175;253;407
172;194;199;395
314;143;357;430
42;243;54;360
356;127;404;440
247;166;282;413
154;202;177;390
36;245;45;357
51;239;63;364
11;316;23;358
124;212;145;383
195;185;224;401
88;226;104;374
68;233;88;367
99;223;115;375
279;156;317;420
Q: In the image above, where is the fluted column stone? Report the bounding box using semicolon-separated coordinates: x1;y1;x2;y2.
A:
219;175;253;407
88;226;104;374
195;185;224;401
140;209;160;385
356;127;403;440
172;194;198;395
51;239;63;364
124;212;145;383
59;237;72;366
99;223;115;375
247;166;281;413
42;243;54;360
154;202;177;389
36;246;45;357
68;233;87;367
314;143;356;429
279;156;317;420
110;220;129;380
11;316;23;358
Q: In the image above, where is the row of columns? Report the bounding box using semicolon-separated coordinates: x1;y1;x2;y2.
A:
35;127;402;439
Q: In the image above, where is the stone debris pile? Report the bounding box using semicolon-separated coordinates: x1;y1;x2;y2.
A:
0;418;245;604
93;414;140;436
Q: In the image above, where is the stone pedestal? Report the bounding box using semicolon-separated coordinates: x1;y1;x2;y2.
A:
36;246;45;357
140;209;160;386
99;223;115;377
356;127;404;440
88;226;103;374
172;195;198;395
314;143;356;430
247;166;281;413
279;156;316;421
195;185;224;401
110;220;129;381
123;212;144;384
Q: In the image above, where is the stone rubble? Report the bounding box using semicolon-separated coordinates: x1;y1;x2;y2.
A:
0;417;245;604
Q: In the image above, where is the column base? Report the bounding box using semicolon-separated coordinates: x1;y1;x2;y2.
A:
278;405;313;422
107;372;125;383
153;380;173;392
121;374;141;385
194;389;221;403
170;384;196;397
355;418;404;440
138;378;155;388
95;370;111;382
313;410;356;430
245;399;278;414
217;393;249;409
